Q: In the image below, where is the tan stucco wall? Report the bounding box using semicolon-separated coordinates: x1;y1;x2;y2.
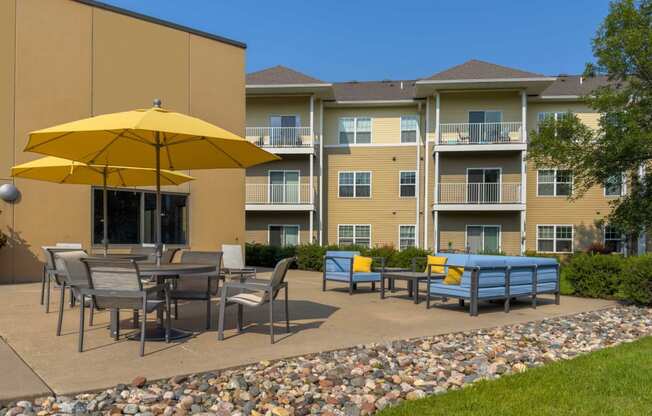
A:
245;212;312;245
438;212;521;255
246;97;311;128
438;152;521;184
0;0;246;283
324;146;419;247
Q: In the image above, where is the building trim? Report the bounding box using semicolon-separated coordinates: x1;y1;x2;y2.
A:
324;143;417;149
416;77;557;85
73;0;247;49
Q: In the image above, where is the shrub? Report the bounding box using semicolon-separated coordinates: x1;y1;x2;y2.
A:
245;243;297;268
0;230;6;251
295;243;330;271
586;243;612;255
563;253;625;299
619;255;652;305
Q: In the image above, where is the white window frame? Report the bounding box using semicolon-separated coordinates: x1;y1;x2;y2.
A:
400;115;419;143
398;224;417;250
338;116;373;144
399;171;417;198
604;173;626;197
337;224;372;247
464;225;502;253
268;170;301;203
267;224;300;246
338;171;372;198
537;168;573;197
536;224;574;253
603;225;625;253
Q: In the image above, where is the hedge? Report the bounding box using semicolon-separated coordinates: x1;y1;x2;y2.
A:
619;255;652;305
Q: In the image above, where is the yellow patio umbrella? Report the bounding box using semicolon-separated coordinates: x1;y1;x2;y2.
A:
11;156;195;255
24;99;280;263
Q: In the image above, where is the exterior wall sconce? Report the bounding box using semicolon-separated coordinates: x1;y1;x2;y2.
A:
0;183;19;203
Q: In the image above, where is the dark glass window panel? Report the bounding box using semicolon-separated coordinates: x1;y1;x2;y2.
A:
93;189;141;244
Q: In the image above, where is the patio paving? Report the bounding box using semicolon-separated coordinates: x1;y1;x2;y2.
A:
0;269;615;398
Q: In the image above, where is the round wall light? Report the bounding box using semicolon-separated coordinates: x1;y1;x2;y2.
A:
0;183;20;202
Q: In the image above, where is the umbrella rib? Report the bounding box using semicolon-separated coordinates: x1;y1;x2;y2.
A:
87;130;129;164
162;133;175;170
121;131;154;146
116;168;127;187
24;131;74;152
204;138;245;168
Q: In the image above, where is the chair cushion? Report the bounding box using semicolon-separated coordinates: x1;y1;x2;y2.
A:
443;266;464;285
425;256;447;274
325;251;358;273
324;271;381;282
353;256;372;273
228;292;263;307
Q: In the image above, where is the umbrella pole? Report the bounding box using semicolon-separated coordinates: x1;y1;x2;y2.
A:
102;167;109;256
155;132;162;266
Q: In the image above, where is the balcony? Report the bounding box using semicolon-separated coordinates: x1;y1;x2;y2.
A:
245;127;314;154
435;182;524;211
245;183;314;211
437;122;526;152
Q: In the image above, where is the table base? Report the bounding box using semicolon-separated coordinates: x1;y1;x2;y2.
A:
126;325;192;341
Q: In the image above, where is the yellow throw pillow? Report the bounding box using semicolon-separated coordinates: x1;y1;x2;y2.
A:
353;255;372;273
424;255;447;274
443;266;464;285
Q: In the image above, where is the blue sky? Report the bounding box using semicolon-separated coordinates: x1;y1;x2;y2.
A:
100;0;611;82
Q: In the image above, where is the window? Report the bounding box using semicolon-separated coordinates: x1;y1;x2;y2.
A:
338;225;371;247
604;174;624;197
604;225;624;253
400;116;418;143
269;225;299;247
537;169;572;196
399;225;416;250
269;115;300;146
339;117;372;144
537;225;573;253
466;225;500;253
93;189;188;245
339;171;371;198
269;171;300;203
537;112;568;123
399;171;416;197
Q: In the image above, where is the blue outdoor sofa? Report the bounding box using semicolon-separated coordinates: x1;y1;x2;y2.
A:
426;253;560;316
322;251;385;294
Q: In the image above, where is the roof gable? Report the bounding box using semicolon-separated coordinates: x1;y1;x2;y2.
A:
246;65;325;85
424;59;543;81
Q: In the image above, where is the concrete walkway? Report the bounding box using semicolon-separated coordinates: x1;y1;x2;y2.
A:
0;270;615;399
0;339;51;401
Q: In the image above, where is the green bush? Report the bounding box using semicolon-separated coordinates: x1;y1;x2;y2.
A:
619;255;652;305
245;243;297;268
563;253;625;299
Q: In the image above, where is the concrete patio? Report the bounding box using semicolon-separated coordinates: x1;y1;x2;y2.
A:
0;269;615;400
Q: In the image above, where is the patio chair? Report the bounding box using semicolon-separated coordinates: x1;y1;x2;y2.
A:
40;244;83;312
53;250;94;336
130;245;178;264
218;257;294;344
322;251;385;295
221;244;256;280
169;250;223;329
79;257;171;357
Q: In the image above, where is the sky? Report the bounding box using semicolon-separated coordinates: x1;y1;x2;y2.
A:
99;0;612;82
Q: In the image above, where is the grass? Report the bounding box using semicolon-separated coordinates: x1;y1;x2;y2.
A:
378;336;652;416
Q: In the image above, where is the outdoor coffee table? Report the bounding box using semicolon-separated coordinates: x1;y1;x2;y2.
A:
381;271;445;304
108;263;216;341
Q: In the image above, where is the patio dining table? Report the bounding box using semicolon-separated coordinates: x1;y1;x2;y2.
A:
108;263;217;341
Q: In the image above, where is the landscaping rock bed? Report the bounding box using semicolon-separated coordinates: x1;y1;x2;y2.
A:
3;306;651;416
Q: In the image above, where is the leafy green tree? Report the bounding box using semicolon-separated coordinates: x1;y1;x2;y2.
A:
528;0;652;237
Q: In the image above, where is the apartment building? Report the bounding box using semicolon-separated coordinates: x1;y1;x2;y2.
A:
244;60;647;255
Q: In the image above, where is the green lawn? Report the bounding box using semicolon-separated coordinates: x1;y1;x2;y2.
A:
378;336;652;416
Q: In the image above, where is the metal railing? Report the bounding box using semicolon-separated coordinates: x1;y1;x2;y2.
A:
439;122;523;145
246;183;312;204
438;183;522;204
245;127;313;148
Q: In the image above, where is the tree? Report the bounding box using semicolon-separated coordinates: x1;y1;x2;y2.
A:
528;0;652;238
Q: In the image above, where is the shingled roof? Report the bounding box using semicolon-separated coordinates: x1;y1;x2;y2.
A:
246;65;326;85
333;80;416;101
540;75;611;97
423;59;544;81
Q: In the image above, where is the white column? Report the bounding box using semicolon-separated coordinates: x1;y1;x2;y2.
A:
520;210;526;255
309;95;315;243
433;93;441;252
521;90;528;143
423;97;430;249
520;90;528;254
415;107;421;248
318;99;324;245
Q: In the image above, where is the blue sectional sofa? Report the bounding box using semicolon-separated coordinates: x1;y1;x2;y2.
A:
322;251;384;295
426;253;560;316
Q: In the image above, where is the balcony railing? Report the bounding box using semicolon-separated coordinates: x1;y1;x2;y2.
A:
439;122;523;145
246;127;313;148
438;183;522;204
246;183;312;205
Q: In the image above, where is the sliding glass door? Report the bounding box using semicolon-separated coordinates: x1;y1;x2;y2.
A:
466;225;500;253
269;225;299;246
269;171;300;203
467;168;501;203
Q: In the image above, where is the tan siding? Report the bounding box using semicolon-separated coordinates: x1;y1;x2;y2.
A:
246;96;310;127
527;102;600;131
323;106;419;146
325;147;418;247
440;91;522;124
246;212;311;245
438;212;521;255
246;158;312;187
